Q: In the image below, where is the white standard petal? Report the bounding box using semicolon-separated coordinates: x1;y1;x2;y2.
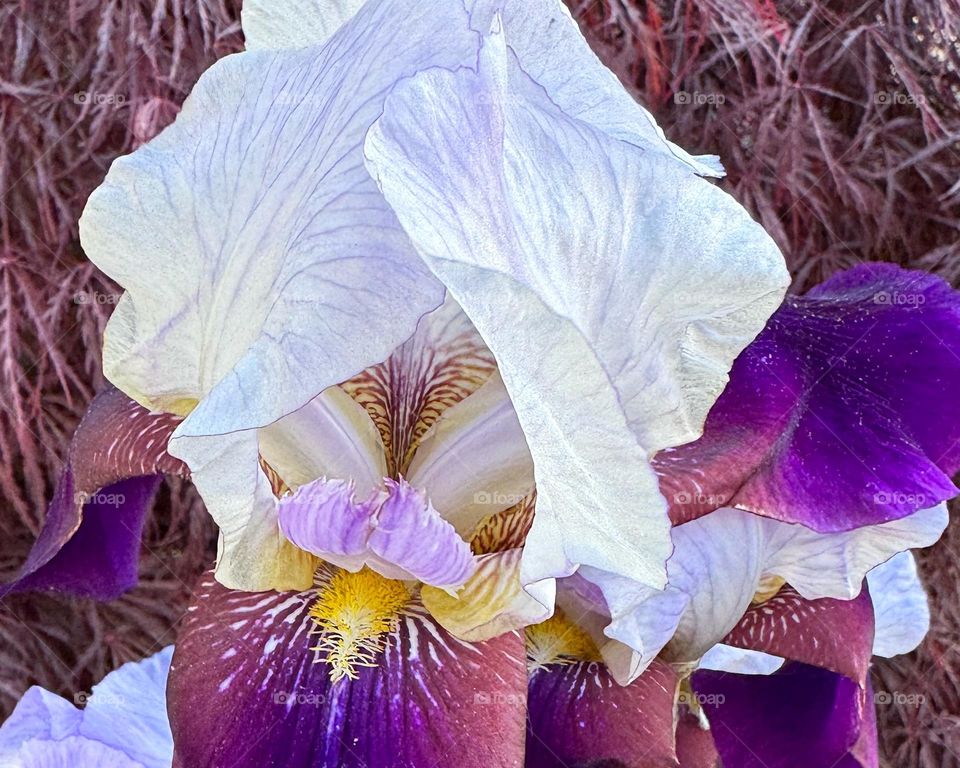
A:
81;0;483;437
868;551;931;658
366;30;787;594
653;505;945;663
468;0;723;175
576;565;689;684
242;0;365;50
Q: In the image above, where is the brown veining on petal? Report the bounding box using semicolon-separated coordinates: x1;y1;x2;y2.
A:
340;300;495;477
258;456;289;498
470;491;536;555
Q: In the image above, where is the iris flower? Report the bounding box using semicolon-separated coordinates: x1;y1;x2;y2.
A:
5;1;960;766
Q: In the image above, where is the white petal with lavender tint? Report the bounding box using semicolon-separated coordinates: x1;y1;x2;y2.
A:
468;0;724;175
661;509;768;662
765;503;947;600
242;0;365;50
278;477;476;589
82;0;482;438
576;565;690;684
0;647;173;768
868;551;931;658
241;0;723;174
259;386;387;495
366;31;787;594
651;506;945;663
406;372;534;535
698;644;784;675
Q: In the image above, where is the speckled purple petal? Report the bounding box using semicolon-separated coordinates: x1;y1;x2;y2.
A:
277;476;475;588
3;387;186;600
526;660;678;768
167;572;527;768
693;663;873;768
656;263;960;531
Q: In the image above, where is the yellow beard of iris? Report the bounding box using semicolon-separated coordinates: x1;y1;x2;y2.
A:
309;568;410;683
525;608;601;670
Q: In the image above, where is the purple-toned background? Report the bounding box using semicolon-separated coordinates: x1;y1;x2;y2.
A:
0;2;957;765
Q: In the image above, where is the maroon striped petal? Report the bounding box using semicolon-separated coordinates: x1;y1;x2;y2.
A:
675;713;719;768
655;263;960;530
525;660;678;768
4;387;185;599
168;572;526;768
723;586;874;685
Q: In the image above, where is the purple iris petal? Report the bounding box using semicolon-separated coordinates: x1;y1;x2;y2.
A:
725;586;874;685
168;572;527;767
277;476;475;588
3;387;185;600
693;663;873;768
656;263;960;531
7;474;161;599
526;660;678;768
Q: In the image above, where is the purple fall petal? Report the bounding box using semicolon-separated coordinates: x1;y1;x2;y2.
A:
167;572;527;768
656;263;960;531
525;660;678;768
3;387;186;599
693;663;871;768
